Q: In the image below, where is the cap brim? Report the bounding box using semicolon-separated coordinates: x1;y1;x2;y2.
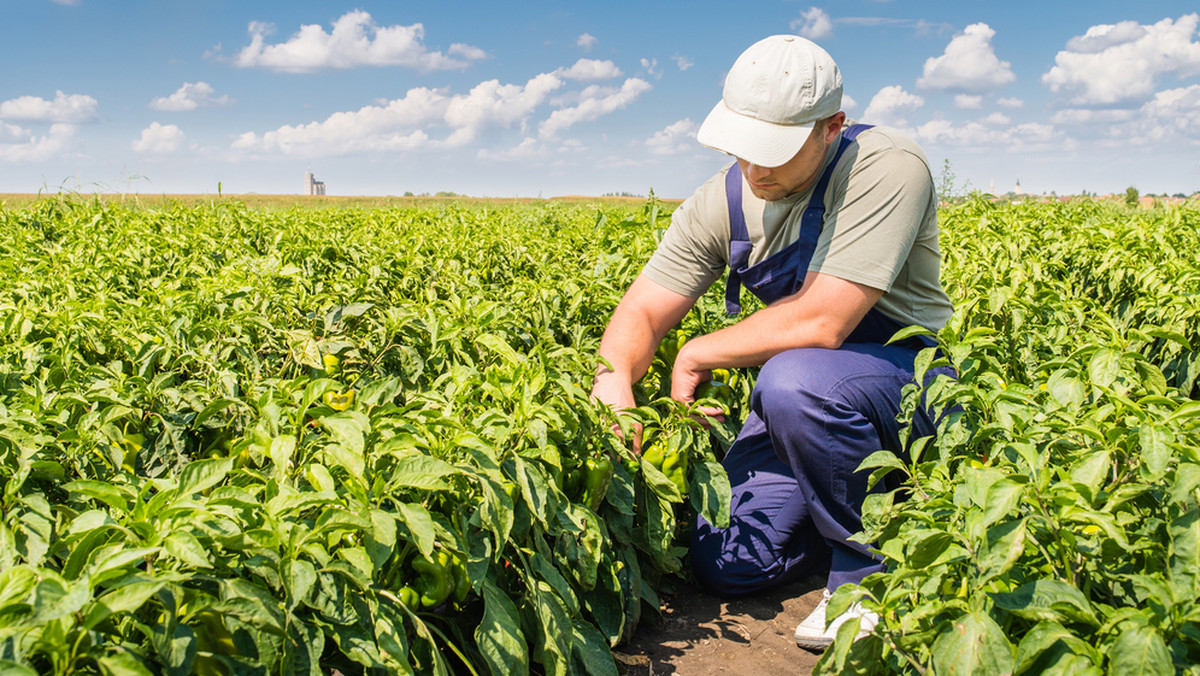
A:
696;99;814;168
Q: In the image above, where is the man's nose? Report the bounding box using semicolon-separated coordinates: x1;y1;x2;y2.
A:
744;163;771;181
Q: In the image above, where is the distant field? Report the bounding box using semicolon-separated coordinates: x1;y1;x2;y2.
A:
0;192;680;210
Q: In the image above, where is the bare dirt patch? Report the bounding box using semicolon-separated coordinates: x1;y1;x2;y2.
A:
616;573;826;675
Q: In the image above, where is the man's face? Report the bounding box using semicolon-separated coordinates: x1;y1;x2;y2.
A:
736;114;844;202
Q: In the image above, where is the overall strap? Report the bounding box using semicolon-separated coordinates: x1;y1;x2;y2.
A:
723;166;753;314
722;124;875;315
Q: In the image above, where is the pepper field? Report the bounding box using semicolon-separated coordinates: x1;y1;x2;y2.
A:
0;195;1198;675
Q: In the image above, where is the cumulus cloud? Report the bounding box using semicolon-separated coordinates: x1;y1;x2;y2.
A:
996;97;1024;108
149;82;232;112
230;11;485;73
673;54;694;71
0;123;78;162
918;23;1015;92
132;122;185;154
792;7;834;40
645;119;698;155
557;59;622;81
233;73;569;155
1042;14;1200;106
914;119;1061;152
1140;84;1200;139
577;33;597;51
955;95;983;110
862;85;924;127
0;91;97;123
539;78;652;139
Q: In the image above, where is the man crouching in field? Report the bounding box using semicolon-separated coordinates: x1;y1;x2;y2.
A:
590;35;954;650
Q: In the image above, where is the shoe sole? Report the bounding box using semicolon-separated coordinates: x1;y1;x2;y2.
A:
794;636;832;652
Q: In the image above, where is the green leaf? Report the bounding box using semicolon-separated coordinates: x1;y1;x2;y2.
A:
177;456;233;497
476;578;529;676
992;579;1099;626
690;458;731;529
1088;348;1121;388
389;455;460;491
1169;509;1200;599
1109;625;1172;676
96;649;156;676
393;502;436;558
930;611;1014;676
978;518;1027;582
570;617;618;676
1138;424;1172;481
982;476;1027;528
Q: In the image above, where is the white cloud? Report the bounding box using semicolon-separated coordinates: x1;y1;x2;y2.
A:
1140;85;1200;140
557;59;622;81
132;122;185;154
914;119;1061;152
1042;14;1200;105
862;85;924;127
955;95;983;110
50;0;79;5
233;73;566;155
641;58;661;80
0;123;77;162
996;97;1023;108
982;112;1011;126
539;78;652;139
673;54;694;71
478;137;545;161
645;118;698;155
792;7;834;40
917;23;1015;92
842;94;858;111
444;73;564;145
231;11;485;73
577;33;597;51
0;91;97;123
149;82;232;112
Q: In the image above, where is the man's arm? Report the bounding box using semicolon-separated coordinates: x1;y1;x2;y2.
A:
591;274;698;411
670;270;882;401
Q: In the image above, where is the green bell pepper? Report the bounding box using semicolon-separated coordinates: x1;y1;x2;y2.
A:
581;454;613;511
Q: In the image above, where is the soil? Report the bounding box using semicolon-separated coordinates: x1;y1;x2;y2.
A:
615;573;827;675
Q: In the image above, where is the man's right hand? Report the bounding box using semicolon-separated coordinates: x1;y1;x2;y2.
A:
590;370;644;452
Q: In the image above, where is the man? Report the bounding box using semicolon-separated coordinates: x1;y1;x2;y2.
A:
591;35;953;649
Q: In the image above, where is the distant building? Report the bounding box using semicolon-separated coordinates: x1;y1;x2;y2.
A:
304;171;326;196
1013;178;1023;195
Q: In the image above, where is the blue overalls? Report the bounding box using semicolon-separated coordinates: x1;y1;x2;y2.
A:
690;125;950;596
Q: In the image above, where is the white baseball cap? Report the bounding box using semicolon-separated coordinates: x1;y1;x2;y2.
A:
697;35;843;168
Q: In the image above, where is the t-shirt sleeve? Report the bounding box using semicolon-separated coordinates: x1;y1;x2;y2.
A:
641;170;730;298
808;137;936;292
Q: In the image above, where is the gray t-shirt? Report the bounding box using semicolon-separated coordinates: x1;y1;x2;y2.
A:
644;123;953;331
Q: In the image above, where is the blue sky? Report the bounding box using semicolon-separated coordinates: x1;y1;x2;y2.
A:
2;1;1199;199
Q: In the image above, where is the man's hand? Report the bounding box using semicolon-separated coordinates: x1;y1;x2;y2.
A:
590;370;645;452
670;341;726;423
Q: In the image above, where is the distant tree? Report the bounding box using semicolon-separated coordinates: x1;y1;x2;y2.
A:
1125;186;1140;207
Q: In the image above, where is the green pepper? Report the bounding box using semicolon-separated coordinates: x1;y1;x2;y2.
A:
449;553;470;605
397;586;420;610
661;446;689;495
694;379;735;412
411;551;453;608
643;437;688;496
323;390;355;411
655;331;689;366
581;454;614;511
562;465;585;499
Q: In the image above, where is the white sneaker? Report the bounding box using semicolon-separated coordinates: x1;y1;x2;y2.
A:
793;589;879;651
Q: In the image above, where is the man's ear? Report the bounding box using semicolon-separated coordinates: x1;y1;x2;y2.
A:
823;112;847;144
